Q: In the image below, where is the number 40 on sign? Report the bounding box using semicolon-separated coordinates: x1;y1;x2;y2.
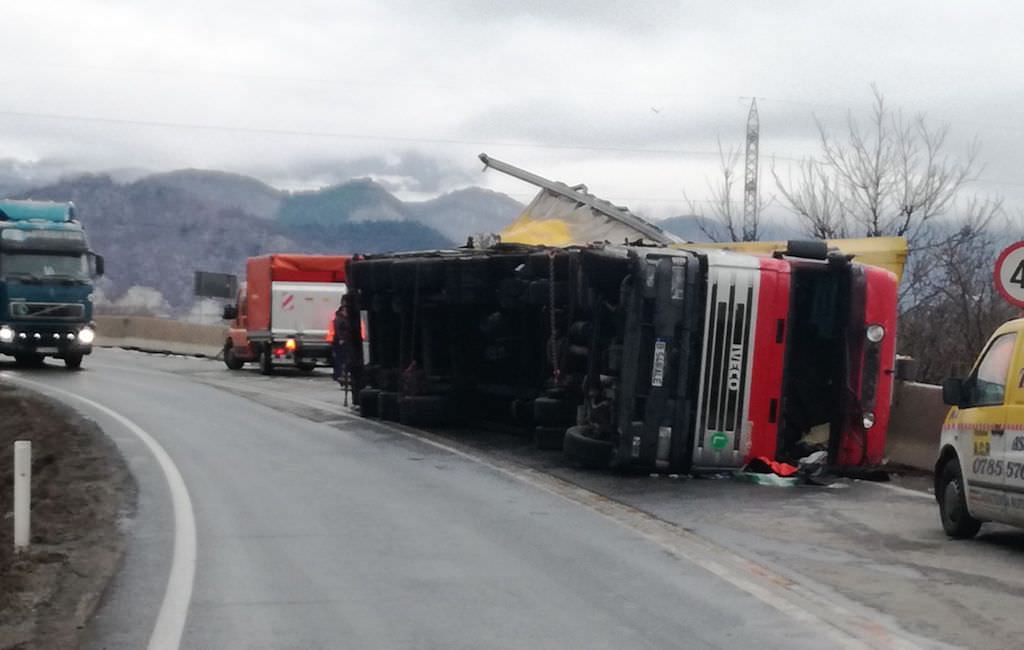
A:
995;242;1024;309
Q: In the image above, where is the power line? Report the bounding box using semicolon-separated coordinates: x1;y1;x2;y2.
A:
0;108;749;158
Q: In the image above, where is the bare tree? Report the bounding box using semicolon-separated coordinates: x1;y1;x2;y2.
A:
771;156;850;238
685;136;769;242
773;85;992;247
899;207;1015;381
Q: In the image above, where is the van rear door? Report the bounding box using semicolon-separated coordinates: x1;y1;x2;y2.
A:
270;281;347;340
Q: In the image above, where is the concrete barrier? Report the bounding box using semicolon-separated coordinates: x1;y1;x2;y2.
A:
94;315;226;358
885;381;948;471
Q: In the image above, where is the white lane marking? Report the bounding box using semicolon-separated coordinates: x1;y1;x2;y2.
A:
2;373;196;650
860;480;935;501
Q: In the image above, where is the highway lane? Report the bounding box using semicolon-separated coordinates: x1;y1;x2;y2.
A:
1;348;876;650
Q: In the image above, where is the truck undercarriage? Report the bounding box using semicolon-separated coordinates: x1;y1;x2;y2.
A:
346;241;895;474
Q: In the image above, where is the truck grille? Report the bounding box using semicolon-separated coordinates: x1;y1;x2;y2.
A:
10;302;85;320
693;261;759;468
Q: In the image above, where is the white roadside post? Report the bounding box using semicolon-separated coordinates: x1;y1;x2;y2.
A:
13;440;31;551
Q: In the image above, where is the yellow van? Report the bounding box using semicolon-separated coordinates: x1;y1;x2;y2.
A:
936;318;1024;538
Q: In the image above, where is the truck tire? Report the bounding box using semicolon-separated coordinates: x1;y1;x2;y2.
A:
296;360;317;373
378;391;400;421
399;395;447;427
533;396;575;427
63;353;84;370
563;425;613;470
534;425;566;450
224;343;245;370
938;458;982;539
14;353;44;368
259;345;274;375
359;388;381;417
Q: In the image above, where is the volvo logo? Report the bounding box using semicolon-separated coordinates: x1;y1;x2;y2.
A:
727;343;743;391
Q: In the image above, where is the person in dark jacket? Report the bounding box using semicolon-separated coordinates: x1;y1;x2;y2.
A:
331;301;348;385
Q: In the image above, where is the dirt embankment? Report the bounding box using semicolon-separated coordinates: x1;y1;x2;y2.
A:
0;383;135;649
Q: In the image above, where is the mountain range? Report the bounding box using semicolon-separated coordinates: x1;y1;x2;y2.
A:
5;170;523;311
3;168;733;314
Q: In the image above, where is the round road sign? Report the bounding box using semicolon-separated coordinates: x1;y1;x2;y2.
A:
995;242;1024;309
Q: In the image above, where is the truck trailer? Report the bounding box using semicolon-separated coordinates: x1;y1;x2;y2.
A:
0;200;104;369
344;240;898;474
222;254;348;374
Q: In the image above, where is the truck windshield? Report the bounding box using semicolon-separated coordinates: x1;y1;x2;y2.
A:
0;252;90;281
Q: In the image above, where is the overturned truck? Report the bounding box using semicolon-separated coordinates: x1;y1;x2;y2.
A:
345;239;898;474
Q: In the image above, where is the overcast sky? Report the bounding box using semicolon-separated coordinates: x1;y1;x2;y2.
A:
3;1;1023;221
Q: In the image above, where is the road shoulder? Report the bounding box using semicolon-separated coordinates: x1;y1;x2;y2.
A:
0;381;136;650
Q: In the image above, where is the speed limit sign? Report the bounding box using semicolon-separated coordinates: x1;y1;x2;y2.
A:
995;242;1024;309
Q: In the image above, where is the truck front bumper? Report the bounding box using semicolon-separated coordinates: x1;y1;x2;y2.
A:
0;323;94;357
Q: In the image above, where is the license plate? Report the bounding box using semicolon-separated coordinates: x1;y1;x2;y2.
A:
36;347;58;354
973;430;991;456
651;339;667;387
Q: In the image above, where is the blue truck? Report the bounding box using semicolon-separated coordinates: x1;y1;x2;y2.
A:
0;200;104;369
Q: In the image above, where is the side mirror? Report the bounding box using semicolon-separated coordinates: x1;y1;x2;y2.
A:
90;253;105;277
942;378;964;407
222;304;238;321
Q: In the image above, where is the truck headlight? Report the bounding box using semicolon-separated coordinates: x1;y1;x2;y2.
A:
0;326;14;343
77;327;95;344
866;324;885;343
862;412;876;429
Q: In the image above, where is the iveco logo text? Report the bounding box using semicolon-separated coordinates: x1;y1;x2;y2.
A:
727;343;742;391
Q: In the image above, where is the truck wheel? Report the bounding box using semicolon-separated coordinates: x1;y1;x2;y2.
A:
533;397;575;427
399;395;447;427
224;344;245;370
63;353;84;370
14;353;44;368
259;345;274;375
534;426;566;450
359;388;381;417
939;458;982;539
296;361;317;373
378;391;400;421
563;425;613;470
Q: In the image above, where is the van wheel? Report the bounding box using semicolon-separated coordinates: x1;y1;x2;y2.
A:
259;345;274;375
939;458;982;539
224;343;245;370
64;353;84;370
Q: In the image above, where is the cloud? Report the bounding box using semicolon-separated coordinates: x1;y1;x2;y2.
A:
0;0;1021;215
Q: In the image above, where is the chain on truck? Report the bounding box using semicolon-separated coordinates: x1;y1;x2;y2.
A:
0;200;104;370
343;239;898;474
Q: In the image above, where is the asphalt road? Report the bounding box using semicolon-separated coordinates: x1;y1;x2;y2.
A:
7;348;1024;649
